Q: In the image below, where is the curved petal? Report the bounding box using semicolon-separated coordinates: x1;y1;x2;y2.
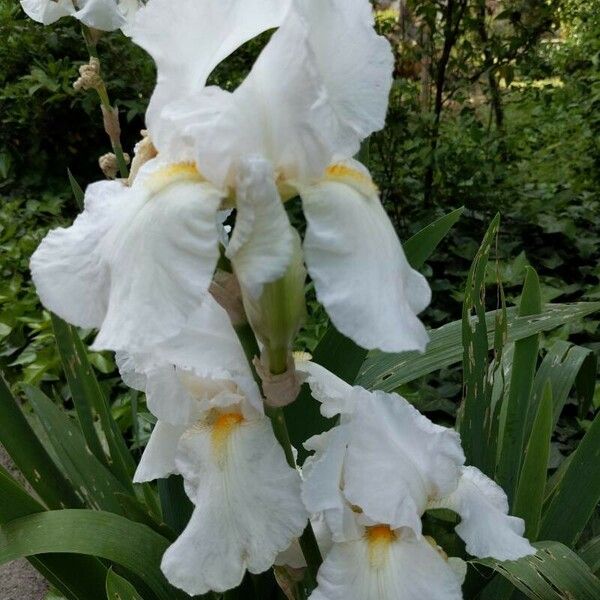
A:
161;414;307;595
343;389;465;533
295;361;354;418
310;530;463;600
194;8;343;187
133;421;186;483
119;296;262;417
30;180;126;329
300;166;431;353
132;0;290;153
91;173;223;352
226;157;294;299
302;426;360;543
297;0;393;141
74;0;126;31
435;467;536;561
20;0;75;24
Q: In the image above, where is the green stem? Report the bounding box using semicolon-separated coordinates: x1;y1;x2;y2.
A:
233;322;323;591
80;26;129;179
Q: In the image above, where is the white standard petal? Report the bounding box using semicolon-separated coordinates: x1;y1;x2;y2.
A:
343;389;465;533
300;165;431;353
161;411;307;595
295;360;354;418
310;528;463;600
20;0;75;24
226;157;294;299
30;180;126;329
298;0;394;143
302;426;361;543
74;0;126;31
195;8;344;188
133;421;186;483
132;0;290;151
91;168;223;352
435;467;536;561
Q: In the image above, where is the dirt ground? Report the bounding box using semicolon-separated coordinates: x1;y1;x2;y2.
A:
0;445;49;600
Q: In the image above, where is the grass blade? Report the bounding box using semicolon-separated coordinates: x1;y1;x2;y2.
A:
513;383;553;540
0;374;82;509
497;267;542;504
540;410;600;546
0;510;186;600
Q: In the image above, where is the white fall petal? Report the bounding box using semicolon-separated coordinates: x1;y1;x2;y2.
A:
117;295;262;424
433;467;536;561
133;420;185;483
309;528;464;600
300;164;431;353
31;169;224;354
161;405;307;595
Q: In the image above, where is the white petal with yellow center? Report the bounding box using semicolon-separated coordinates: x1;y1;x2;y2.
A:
433;466;536;561
343;389;465;534
309;526;463;600
161;409;308;595
92;166;223;352
116;297;262;424
299;163;431;353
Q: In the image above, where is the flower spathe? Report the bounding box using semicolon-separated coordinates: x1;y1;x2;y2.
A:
297;360;536;599
20;0;141;32
123;298;307;595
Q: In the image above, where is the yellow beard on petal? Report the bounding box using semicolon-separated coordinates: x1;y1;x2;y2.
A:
146;162;205;195
365;525;396;569
324;163;379;197
210;411;245;459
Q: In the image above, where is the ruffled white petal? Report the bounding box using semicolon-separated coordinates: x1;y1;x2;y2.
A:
297;0;393;142
91;177;223;352
226;157;294;299
20;0;75;24
161;415;307;595
295;360;354;418
74;0;126;31
117;296;262;417
343;389;465;534
302;426;361;543
194;8;342;187
300;171;431;353
30;180;126;329
132;0;290;154
276;514;333;569
310;531;463;600
133;420;186;483
435;467;536;561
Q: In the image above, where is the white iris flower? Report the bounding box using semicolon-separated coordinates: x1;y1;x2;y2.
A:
120;297;308;595
296;361;536;599
30;0;431;355
20;0;142;32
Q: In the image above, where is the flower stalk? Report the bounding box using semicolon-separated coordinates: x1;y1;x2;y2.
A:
80;25;129;179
